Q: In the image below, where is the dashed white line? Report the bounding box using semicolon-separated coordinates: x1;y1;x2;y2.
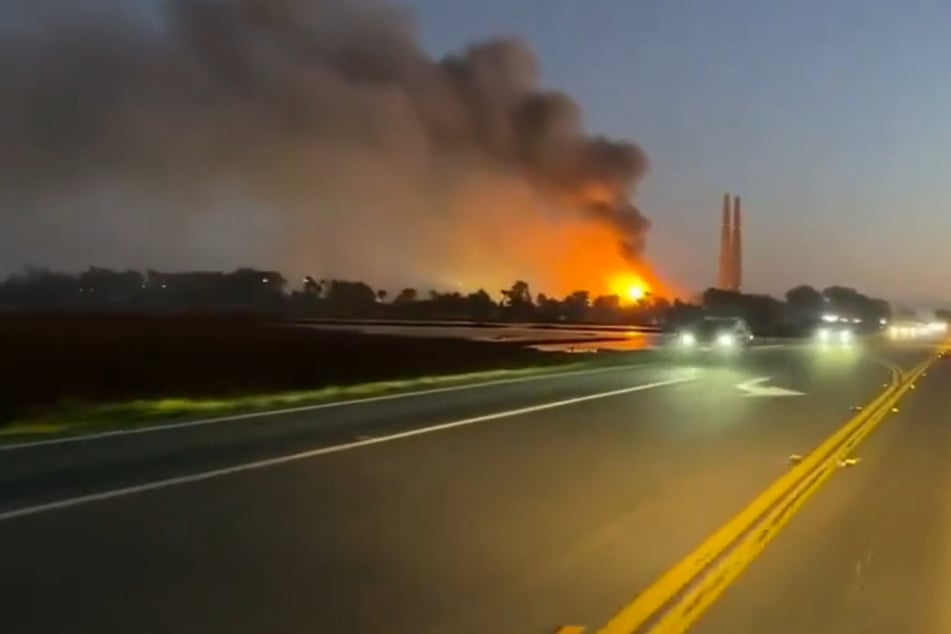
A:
0;362;662;452
0;342;797;453
0;374;696;522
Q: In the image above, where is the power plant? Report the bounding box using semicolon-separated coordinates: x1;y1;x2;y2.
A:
717;193;743;291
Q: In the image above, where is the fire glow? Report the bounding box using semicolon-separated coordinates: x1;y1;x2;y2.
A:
610;272;649;304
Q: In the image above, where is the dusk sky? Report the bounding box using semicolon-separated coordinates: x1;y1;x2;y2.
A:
3;0;949;304
402;0;951;303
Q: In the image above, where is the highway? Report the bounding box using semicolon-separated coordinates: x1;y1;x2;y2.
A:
693;345;951;634
0;339;941;633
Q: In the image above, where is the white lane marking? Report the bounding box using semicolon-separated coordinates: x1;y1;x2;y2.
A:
0;362;661;453
735;377;806;397
0;375;696;522
0;342;798;452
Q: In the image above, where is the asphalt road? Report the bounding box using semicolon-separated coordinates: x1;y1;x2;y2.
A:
693;345;951;634
0;340;936;633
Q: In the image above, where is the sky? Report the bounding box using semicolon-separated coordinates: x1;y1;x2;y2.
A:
3;0;950;305
399;0;951;303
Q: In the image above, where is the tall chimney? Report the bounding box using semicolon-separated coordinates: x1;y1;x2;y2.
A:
732;195;743;292
718;193;733;290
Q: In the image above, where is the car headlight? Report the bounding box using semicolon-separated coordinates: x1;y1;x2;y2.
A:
717;333;735;347
680;332;695;346
816;328;830;342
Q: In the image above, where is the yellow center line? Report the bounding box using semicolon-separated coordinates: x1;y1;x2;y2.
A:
590;347;942;634
645;356;934;634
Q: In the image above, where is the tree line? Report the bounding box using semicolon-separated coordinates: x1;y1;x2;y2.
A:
0;266;903;334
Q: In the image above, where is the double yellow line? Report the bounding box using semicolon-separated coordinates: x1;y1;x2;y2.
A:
580;352;938;634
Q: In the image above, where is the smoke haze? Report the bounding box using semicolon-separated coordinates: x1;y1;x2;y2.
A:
0;0;650;294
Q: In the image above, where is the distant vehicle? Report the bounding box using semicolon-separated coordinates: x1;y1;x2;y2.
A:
815;322;854;345
675;316;753;350
888;320;945;339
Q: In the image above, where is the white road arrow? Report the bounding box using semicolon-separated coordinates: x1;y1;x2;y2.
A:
736;377;806;397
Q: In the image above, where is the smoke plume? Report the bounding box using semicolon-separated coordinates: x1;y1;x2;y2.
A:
0;0;650;293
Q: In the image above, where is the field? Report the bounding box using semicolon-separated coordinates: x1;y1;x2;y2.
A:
0;314;605;426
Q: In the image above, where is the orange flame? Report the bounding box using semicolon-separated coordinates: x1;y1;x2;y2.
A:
544;220;670;300
609;272;649;304
402;181;676;301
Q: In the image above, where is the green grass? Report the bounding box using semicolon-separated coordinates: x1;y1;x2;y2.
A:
0;361;602;439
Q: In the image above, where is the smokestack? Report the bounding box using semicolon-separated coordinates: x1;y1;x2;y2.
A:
732;195;743;292
718;193;733;290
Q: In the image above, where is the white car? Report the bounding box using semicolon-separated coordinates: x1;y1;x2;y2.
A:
815;324;854;345
676;317;754;351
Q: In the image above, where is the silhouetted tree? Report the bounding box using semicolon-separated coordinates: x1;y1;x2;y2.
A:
302;276;323;296
535;293;564;322
233;268;287;306
501;280;533;320
744;294;786;333
464;289;496;321
666;298;704;328
501;280;531;304
820;286;890;328
591;294;621;323
865;298;891;325
394;288;418;304
639;296;671;325
822;285;878;320
425;291;456;317
701;288;743;316
703;288;784;334
785;285;823;318
325;280;376;316
77;267;144;305
0;265;895;333
563;290;590;322
0;268;77;309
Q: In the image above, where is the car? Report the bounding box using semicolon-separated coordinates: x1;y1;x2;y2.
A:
675;316;754;351
815;323;854;345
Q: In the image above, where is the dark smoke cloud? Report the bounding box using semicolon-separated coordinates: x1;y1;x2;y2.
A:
0;0;649;289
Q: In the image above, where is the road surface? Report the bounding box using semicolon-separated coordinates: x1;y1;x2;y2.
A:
0;340;940;633
693;346;951;634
